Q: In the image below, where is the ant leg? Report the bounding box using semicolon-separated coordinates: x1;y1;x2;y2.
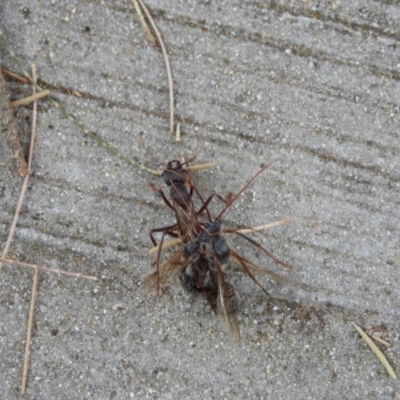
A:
232;231;293;269
149;183;174;210
154;228;177;296
215;162;273;220
150;224;179;246
230;249;289;315
196;193;227;218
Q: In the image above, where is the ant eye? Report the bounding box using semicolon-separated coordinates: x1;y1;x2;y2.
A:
204;223;209;228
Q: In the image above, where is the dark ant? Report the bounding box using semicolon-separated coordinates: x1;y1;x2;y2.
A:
181;161;291;287
146;160;292;344
148;157;200;247
149;158;218;247
147;158;226;294
183;220;230;265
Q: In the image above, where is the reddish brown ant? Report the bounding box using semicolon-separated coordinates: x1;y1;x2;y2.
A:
147;158;226;293
146;160;292;344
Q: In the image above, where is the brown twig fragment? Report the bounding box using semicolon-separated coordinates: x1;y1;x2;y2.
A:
0;63;39;270
0;258;98;281
136;0;175;133
20;63;39;394
1;67;30;83
351;321;397;380
0;68;36;270
371;334;391;348
0;63;28;177
21;267;39;395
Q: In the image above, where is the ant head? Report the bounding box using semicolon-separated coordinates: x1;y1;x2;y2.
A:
162;168;187;186
162;157;197;185
198;229;210;243
166;156;196;171
205;220;221;234
166;160;182;170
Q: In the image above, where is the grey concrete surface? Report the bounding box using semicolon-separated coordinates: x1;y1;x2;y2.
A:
1;0;399;399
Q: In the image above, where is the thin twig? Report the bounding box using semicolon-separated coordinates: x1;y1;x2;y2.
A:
21;267;39;394
234;219;289;234
371;334;391;348
0;65;38;270
132;0;158;49
0;258;98;281
1;67;30;83
136;0;174;133
20;64;39;394
351;321;397;380
27;65;37;172
10;90;50;107
0;64;39;270
0;61;28;177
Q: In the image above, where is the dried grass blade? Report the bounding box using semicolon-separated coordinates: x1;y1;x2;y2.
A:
234;219;289;234
20;64;39;394
351;321;397;380
21;267;39;394
136;0;174;133
371;335;391;348
1;258;98;281
132;0;158;48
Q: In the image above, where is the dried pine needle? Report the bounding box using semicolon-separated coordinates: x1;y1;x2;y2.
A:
132;0;158;49
371;334;391;348
351;321;397;380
